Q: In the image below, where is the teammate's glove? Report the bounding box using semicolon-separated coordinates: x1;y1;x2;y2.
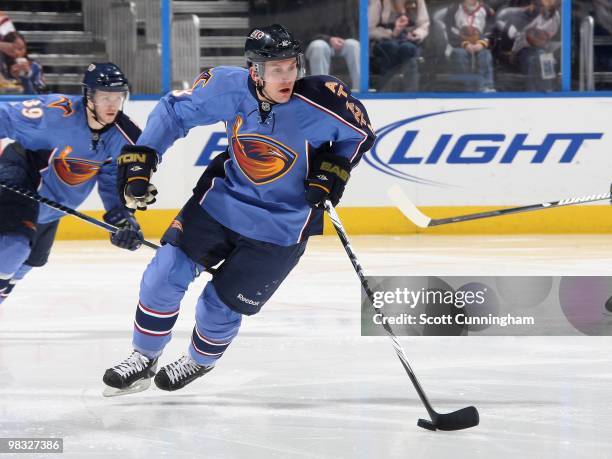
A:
305;153;351;208
103;207;144;251
117;145;159;211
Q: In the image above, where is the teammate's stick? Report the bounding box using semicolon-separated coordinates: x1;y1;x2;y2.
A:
324;201;479;431
387;184;611;228
0;181;160;250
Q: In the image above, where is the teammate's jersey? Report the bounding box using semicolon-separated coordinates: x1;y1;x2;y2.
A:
0;94;140;223
139;66;376;246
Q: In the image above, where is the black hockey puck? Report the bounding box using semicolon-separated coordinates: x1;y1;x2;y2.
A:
605;296;612;313
417;419;437;431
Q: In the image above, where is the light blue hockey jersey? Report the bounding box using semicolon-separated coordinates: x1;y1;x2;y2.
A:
139;66;376;246
0;95;140;223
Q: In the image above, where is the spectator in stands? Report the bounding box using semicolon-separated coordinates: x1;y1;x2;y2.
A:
369;0;430;92
261;0;360;91
0;11;20;63
487;0;532;11
303;0;361;91
593;0;612;84
594;0;612;35
510;0;560;91
0;11;16;42
0;32;45;94
0;11;19;93
443;0;496;92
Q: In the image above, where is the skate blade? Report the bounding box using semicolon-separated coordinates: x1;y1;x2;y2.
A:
102;377;152;397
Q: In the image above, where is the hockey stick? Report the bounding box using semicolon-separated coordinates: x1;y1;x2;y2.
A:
388;184;611;228
324;201;479;431
0;181;160;250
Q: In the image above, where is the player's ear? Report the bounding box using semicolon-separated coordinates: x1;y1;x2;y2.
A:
248;65;261;85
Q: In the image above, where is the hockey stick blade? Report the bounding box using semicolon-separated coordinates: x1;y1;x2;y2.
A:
387;185;431;228
418;405;480;431
389;185;611;228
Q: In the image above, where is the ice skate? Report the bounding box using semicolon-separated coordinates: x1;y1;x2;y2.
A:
102;351;158;397
154;355;213;391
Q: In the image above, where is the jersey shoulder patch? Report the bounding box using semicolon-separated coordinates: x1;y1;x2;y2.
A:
114;112;141;145
171;66;249;108
190;69;214;91
177;66;248;94
46;94;77;117
293;75;374;134
293;75;351;106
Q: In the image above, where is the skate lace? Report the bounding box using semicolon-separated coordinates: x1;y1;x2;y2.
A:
165;356;201;384
113;352;150;377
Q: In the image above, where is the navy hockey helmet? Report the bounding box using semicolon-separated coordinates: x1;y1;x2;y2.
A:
82;62;129;99
245;24;302;63
82;62;129;126
245;24;305;81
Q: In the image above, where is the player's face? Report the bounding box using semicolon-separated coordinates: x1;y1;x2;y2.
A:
261;58;298;103
91;90;127;123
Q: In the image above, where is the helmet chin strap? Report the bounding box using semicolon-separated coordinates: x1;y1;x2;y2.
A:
87;104;108;128
256;80;285;105
85;91;109;129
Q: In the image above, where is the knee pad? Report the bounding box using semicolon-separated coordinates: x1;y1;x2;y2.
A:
24;220;59;267
139;244;199;309
0;234;30;276
196;284;243;331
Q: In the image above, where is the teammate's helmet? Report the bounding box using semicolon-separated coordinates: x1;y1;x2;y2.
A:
82;62;129;99
245;24;302;63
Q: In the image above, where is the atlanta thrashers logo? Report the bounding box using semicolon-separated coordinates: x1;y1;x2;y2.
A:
47;96;74;116
52;146;102;186
230;115;297;185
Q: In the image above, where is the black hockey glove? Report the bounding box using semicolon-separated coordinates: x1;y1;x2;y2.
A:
103;207;144;251
305;153;351;208
117;145;159;211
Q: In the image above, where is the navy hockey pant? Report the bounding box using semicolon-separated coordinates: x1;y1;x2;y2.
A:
0;144;59;302
132;198;307;366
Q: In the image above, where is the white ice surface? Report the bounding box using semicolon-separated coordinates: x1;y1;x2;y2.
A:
1;235;612;459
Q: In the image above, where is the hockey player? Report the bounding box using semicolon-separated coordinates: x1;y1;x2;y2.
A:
102;24;376;395
0;63;144;304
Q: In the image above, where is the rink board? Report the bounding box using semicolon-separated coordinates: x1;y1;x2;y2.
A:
57;205;612;240
3;97;611;237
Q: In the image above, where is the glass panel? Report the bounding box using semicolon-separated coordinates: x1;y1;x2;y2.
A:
171;0;251;90
186;0;360;89
0;1;160;96
368;0;562;93
572;0;612;90
269;0;360;90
